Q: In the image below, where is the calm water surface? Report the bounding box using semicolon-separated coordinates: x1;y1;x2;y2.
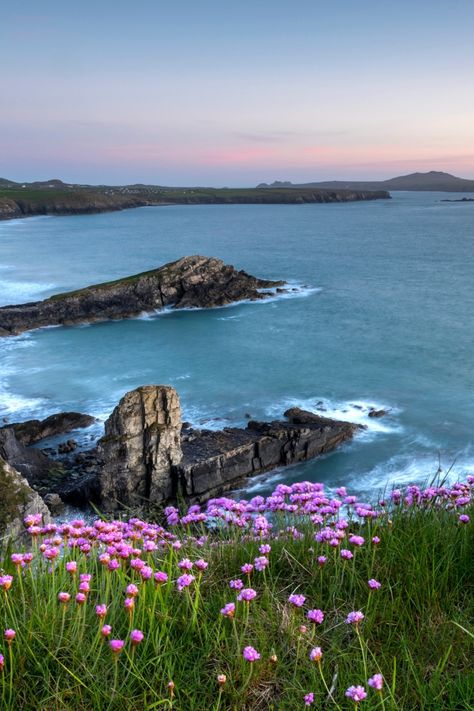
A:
1;192;473;498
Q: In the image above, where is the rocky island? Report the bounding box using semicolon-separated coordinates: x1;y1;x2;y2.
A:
0;255;287;336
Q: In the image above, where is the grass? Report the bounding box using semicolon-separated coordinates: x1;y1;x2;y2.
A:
0;478;473;710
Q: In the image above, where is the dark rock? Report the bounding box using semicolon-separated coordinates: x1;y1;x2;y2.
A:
4;412;95;446
0;428;54;483
58;439;77;454
43;493;65;515
0;256;286;337
368;408;388;418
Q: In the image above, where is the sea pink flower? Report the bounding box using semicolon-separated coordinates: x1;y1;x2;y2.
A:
130;629;144;646
288;593;306;608
346;611;364;626
75;593;87;605
368;579;381;590
11;553;24;566
307;609;324;624
241;563;254;575
109;639;125;654
259;544;271;554
0;575;13;591
177;573;195;592
229;578;244;590
345;685;367;702
58;592;71;604
243;646;260;662
254;556;269;571
220;603;236;618
101;624;112;637
108;559;120;571
372;536;381;545
0;653;4;671
317;556;327;567
237;588;257;603
309;647;322;662
304;692;314;705
96;604;107;619
341;549;353;560
195;559;208;571
459;514;470;523
178;558;193;570
124;597;135;612
4;629;16;643
349;535;365;547
79;581;90;593
154;571;168;585
126;583;139;597
368;673;384;691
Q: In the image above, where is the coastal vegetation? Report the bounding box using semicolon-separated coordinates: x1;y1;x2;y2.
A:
0;476;472;710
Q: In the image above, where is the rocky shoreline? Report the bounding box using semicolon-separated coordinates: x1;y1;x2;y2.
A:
0;385;361;534
0;256;287;336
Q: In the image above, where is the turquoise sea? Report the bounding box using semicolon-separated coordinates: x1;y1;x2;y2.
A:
1;192;473;499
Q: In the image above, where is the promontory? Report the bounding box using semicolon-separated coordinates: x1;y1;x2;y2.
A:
0;255;287;336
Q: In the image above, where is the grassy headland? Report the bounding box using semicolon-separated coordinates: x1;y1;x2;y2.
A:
0;476;472;710
0;179;390;221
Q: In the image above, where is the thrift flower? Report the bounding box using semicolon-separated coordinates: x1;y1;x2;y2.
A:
96;604;107;619
4;629;16;643
341;549;353;560
243;646;260;662
317;556;327;567
304;692;314;706
309;647;322;662
345;685;367;702
178;558;193;570
124;597;135;612
58;592;71;604
217;674;226;685
177;573;195;592
229;578;244;590
101;624;112;637
0;575;13;591
288;593;306;607
220;603;236;618
237;588;257;603
75;593;87;605
346;611;364;626
368;674;384;691
195;559;208;571
130;629;144;646
459;514;470;523
154;571;168;585
126;583;139;597
109;639;125;654
368;579;381;590
241;563;253;575
307;609;324;624
0;653;4;671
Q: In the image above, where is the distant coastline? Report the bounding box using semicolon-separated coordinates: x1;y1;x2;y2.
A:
0;179;389;222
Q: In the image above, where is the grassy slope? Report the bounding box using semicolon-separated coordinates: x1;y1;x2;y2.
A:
0;484;473;710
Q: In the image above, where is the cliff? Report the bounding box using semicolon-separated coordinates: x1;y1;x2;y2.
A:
0;256;286;336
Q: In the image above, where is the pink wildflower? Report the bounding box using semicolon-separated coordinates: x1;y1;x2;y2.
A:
101;624;112;637
345;685;367;702
368;579;381;590
304;692;314;706
220;603;236;618
307;609;324;624
237;588;257;603
58;592;71;604
368;674;384;691
309;647;322;662
288;593;306;607
130;629;144;646
96;604;107;619
243;646;260;662
109;639;125;654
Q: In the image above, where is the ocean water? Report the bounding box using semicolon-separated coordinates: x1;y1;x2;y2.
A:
1;192;473;499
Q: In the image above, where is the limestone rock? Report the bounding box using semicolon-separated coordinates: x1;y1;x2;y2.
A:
0;458;51;542
97;385;183;510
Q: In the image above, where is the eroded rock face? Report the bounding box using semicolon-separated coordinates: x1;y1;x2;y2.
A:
0;427;53;482
97;386;182;510
0;256;286;336
0;458;51;542
3;412;95;446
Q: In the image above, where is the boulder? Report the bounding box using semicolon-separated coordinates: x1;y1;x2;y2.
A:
0;458;50;542
4;412;95;446
97;385;183;510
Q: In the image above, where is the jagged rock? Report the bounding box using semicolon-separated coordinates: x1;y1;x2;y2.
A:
4;412;95;446
368;408;388;418
97;385;183;510
0;458;50;541
0;427;54;483
0;256;286;336
43;493;65;515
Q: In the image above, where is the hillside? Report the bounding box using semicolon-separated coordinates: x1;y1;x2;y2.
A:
258;171;474;192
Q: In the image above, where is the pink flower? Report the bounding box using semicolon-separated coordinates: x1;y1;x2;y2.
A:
126;583;139;597
372;536;381;545
340;549;353;560
346;611;364;626
368;674;383;691
96;604;107;619
124;597;135;612
178;558;193;570
368;579;381;590
237;588;257;603
177;574;195;592
0;653;4;671
220;603;235;618
101;624;112;637
304;692;314;706
109;639;125;654
243;646;260;662
154;571;168;585
58;592;71;604
241;563;254;575
317;556;327;567
307;609;324;624
130;629;144;646
4;629;15;643
459;514;470;524
229;578;244;590
309;647;322;662
345;685;367;702
288;593;306;607
195;559;208;571
0;575;13;591
75;593;87;605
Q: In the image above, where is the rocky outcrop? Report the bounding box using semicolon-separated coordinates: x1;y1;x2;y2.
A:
178;409;359;500
0;427;54;482
0;256;286;336
80;386;360;511
0;458;51;542
97;386;183;511
3;412;95;446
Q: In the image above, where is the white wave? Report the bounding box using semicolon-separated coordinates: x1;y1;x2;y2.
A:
265;395;401;437
0;391;47;418
348;449;474;496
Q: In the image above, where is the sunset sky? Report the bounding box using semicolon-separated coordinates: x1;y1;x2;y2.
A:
1;1;474;185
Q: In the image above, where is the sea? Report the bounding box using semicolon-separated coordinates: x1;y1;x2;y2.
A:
1;191;473;500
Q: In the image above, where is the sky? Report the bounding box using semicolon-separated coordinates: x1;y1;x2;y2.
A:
1;1;474;186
